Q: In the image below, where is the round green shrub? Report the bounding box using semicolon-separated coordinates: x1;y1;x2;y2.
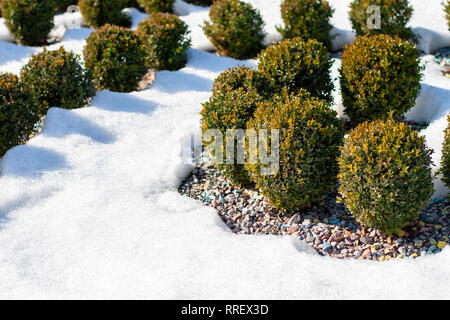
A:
203;0;266;59
338;118;434;235
349;0;416;42
246;89;344;213
1;0;56;46
20;47;96;117
339;34;422;125
84;24;148;92
137;0;174;13
79;0;130;28
440;114;450;188
184;0;213;6
137;12;191;71
0;73;39;156
200;66;268;186
277;0;334;51
257;37;334;103
55;0;77;12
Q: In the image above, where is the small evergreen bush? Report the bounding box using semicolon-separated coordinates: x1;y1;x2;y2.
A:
137;0;174;13
277;0;334;51
79;0;130;28
0;73;39;156
200;66;268;185
349;0;416;42
21;47;96;116
338;117;434;235
257;37;334;103
339;34;422;125
246;89;344;213
137;12;191;70
440;114;450;188
203;0;265;59
1;0;56;45
84;24;148;92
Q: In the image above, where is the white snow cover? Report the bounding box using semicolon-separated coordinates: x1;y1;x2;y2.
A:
0;1;449;299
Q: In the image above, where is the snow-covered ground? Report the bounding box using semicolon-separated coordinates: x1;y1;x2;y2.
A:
0;0;449;299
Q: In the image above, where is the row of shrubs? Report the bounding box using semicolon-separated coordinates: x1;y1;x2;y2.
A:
203;0;447;59
0;11;192;155
200;34;447;235
3;0;450;57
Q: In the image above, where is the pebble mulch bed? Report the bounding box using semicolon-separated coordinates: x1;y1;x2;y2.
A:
434;47;450;78
178;159;449;261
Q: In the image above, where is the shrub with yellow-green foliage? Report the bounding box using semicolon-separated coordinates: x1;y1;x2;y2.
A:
277;0;334;51
137;0;174;13
338;118;434;235
200;66;269;186
440;114;450;188
203;0;265;59
137;12;191;70
339;34;422;125
246;89;344;213
1;0;55;45
349;0;416;42
0;73;39;156
257;37;334;103
79;0;130;28
20;47;96;117
84;24;147;92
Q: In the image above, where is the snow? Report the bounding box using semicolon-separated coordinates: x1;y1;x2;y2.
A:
0;0;449;299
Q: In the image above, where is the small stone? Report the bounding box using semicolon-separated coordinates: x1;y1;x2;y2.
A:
414;240;423;248
397;230;406;237
353;250;362;258
287;213;300;227
437;241;447;250
362;248;371;258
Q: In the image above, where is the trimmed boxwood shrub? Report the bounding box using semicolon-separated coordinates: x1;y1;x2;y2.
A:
349;0;416;42
137;12;191;71
339;34;422;125
338;118;434;235
257;37;334;103
20;47;96;116
440;114;450;188
277;0;334;51
0;73;39;156
79;0;130;28
84;24;148;92
246;89;344;213
1;0;56;45
203;0;265;59
200;66;269;186
184;0;213;6
137;0;174;13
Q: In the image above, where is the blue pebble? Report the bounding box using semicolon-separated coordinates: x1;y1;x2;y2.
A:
205;196;211;203
298;236;304;240
322;242;331;250
434;249;441;254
